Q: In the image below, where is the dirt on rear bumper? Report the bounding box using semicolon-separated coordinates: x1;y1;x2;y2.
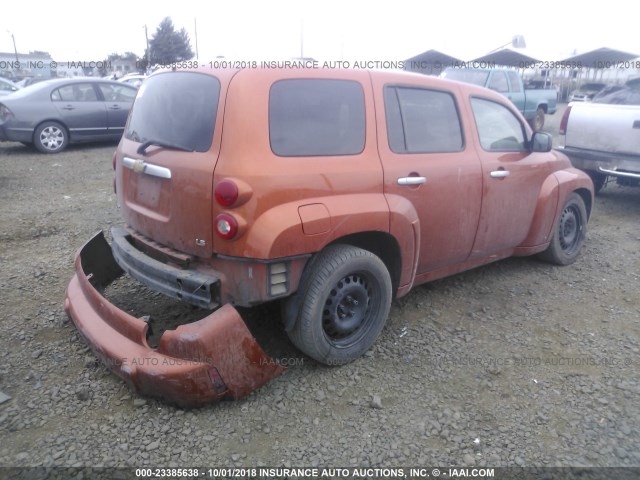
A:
64;231;284;407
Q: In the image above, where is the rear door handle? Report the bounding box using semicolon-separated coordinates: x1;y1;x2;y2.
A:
108;105;121;110
490;170;510;178
397;176;427;185
62;105;75;110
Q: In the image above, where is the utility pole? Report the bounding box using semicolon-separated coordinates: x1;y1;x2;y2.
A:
194;18;199;60
7;31;19;64
144;25;150;69
300;18;304;58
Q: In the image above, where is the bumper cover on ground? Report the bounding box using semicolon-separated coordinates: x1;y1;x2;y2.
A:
64;231;284;407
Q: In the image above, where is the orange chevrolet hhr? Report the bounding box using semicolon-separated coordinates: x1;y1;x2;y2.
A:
65;67;593;406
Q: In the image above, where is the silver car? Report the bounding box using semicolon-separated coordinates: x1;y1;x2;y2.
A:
0;78;137;153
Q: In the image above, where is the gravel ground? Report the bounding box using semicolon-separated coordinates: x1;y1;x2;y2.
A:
0;106;639;470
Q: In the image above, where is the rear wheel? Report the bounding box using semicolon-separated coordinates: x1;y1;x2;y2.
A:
34;121;68;154
539;193;587;265
529;107;545;131
286;245;392;365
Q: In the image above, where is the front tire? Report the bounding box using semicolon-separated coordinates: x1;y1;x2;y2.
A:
287;245;392;365
539;193;587;265
34;121;68;154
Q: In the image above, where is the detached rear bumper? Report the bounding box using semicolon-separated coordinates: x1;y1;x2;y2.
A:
64;231;284;407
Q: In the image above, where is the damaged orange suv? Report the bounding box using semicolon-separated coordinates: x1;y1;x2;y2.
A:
65;67;593;406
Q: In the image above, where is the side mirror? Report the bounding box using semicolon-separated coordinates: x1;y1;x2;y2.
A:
531;131;552;152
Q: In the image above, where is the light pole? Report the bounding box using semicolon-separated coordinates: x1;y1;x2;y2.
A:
144;25;150;69
7;31;19;64
488;35;526;53
194;18;199;60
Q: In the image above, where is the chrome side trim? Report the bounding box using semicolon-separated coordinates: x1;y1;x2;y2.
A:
122;157;172;179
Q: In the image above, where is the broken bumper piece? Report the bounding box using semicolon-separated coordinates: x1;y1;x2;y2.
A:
64;231;284;407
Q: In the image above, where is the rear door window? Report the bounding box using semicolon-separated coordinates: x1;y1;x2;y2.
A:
52;83;98;102
384;86;463;153
125;72;220;152
488;72;509;93
269;79;365;156
506;71;522;92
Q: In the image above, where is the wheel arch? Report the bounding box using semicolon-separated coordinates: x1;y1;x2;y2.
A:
326;231;402;297
575;187;593;220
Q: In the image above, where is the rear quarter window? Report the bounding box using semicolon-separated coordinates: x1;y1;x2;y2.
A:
269;79;365;156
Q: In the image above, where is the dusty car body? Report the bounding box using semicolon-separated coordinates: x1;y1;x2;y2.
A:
65;67;594;406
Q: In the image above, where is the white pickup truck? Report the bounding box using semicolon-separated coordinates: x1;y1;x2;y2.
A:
558;80;640;193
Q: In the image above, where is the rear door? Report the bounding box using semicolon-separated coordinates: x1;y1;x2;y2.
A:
116;71;230;257
505;70;526;113
372;76;483;274
51;83;108;138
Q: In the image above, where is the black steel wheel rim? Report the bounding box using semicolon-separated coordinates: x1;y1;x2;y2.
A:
322;273;373;347
559;204;581;253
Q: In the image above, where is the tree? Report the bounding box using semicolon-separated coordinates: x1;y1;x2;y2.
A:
145;17;193;65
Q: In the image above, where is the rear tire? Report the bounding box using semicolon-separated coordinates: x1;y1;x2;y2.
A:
529;107;545;131
34;121;68;154
539;193;587;265
286;245;392;365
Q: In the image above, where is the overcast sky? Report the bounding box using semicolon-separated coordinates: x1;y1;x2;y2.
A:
2;0;639;63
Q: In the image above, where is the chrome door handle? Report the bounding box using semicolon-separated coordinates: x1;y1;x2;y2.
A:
397;176;427;185
490;170;510;178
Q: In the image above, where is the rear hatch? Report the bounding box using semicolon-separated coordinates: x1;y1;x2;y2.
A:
116;70;233;257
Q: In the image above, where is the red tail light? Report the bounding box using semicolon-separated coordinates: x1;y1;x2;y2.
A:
0;104;13;123
214;180;239;207
559;105;572;135
215;213;238;239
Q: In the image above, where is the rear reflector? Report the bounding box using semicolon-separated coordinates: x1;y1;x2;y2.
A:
559;105;572;135
269;262;288;296
215;213;238;239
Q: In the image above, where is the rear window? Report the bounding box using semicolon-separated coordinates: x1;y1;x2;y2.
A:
441;69;489;87
125;72;220;152
269;79;365;156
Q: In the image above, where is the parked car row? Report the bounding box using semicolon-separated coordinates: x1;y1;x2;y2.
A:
569;82;608;102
